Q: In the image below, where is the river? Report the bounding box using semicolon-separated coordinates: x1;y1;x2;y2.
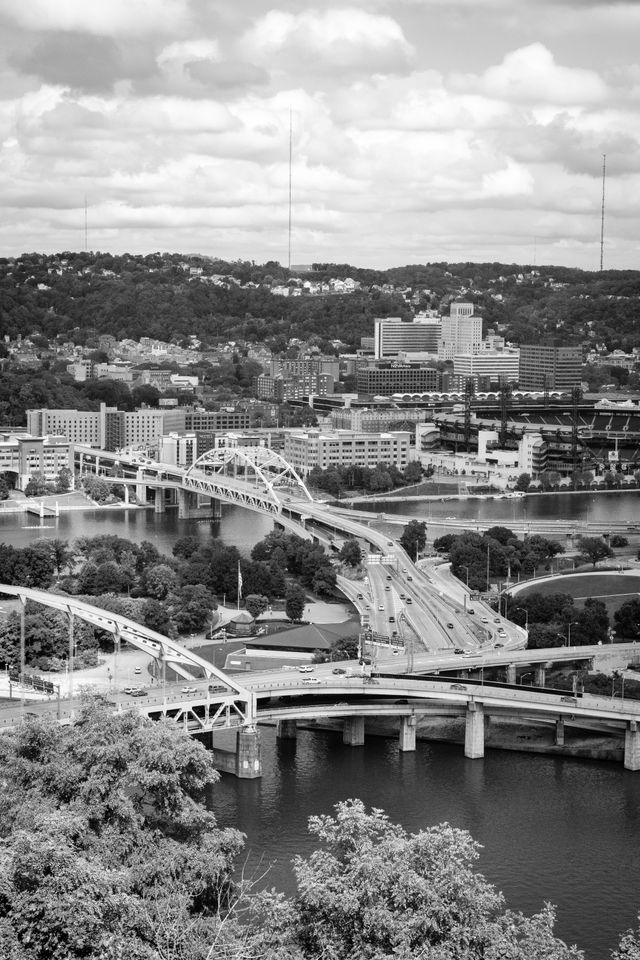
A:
2;497;639;958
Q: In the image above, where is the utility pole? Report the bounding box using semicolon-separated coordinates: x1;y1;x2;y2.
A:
287;108;292;271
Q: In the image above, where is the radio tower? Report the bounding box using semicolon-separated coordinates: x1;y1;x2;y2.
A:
287;109;292;271
599;154;606;272
84;195;88;252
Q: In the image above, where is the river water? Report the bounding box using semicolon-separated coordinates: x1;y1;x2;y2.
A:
2;497;640;959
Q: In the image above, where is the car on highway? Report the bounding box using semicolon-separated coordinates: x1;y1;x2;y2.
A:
463;652;481;658
356;593;363;599
402;567;408;573
406;597;412;604
560;695;578;704
131;688;148;697
494;618;501;623
481;617;489;623
134;666;142;675
450;683;467;691
495;642;504;648
332;667;346;675
399;593;406;600
454;648;464;654
468;608;475;614
446;622;454;629
385;585;391;591
123;687;136;695
298;665;314;673
497;627;506;636
407;575;413;581
181;686;197;694
386;575;392;581
389;615;395;623
392;649;400;656
303;677;321;685
378;604;384;611
208;683;227;693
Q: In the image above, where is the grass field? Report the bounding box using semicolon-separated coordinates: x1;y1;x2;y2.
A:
516;572;640;617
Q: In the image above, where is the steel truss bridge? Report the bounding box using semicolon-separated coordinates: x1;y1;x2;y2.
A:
75;445;314;520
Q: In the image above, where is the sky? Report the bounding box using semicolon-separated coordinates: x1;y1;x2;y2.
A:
0;0;638;271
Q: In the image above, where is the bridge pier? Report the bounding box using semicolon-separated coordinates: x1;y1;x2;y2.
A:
122;484;130;505
276;718;297;740
464;701;484;759
555;718;565;746
624;721;640;771
154;487;165;514
506;663;517;685
399;715;416;752
535;666;546;687
177;489;199;519
136;483;147;505
236;726;262;779
343;715;365;746
210;497;222;520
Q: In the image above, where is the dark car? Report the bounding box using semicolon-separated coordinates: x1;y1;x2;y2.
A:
446;622;454;629
131;688;148;697
450;683;467;692
468;608;475;614
208;684;227;694
454;648;464;654
332;667;346;675
389;615;395;623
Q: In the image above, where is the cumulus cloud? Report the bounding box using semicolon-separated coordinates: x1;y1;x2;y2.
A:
11;33;125;92
452;43;607;105
241;7;414;74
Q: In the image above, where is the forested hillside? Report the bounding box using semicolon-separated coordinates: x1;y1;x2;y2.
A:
2;251;640;351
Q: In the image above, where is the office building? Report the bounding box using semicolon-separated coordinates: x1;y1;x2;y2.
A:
374;317;441;359
330;406;428;433
356;363;439;395
438;302;482;360
0;433;72;491
253;372;334;402
269;357;340;380
27;403;187;452
284;429;411;473
519;345;582;391
453;350;520;385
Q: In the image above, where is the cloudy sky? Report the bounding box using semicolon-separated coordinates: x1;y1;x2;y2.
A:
0;0;638;270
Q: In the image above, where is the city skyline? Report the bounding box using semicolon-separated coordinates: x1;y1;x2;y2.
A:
0;0;639;270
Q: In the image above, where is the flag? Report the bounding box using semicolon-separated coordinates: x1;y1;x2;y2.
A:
237;561;243;599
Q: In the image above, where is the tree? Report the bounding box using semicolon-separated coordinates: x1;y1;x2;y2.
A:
54;466;72;493
250;799;582;960
399;519;427;559
0;476;10;499
614;598;640;639
313;635;359;663
142;562;178;600
285;586;306;622
577;536;614;568
0;698;244;960
610;535;629;549
526;623;564;649
244;594;269;619
515;472;531;491
339;538;362;568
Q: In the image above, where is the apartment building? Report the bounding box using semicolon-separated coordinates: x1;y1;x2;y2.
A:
453;349;520;384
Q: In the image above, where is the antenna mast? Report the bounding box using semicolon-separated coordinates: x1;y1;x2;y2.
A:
84;195;88;252
599;154;606;272
287;109;292;271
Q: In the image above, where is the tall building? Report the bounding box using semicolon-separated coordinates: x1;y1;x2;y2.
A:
519;345;582;391
356;363;440;395
269;357;340;380
374;317;441;359
26;403;188;452
438;302;482;360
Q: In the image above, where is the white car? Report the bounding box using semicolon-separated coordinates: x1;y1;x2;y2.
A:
298;665;314;673
303;677;321;684
181;686;197;694
481;617;489;624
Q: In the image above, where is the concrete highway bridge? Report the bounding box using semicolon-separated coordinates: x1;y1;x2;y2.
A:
3;587;640;778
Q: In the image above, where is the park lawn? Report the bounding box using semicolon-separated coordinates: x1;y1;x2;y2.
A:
517;572;640;618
